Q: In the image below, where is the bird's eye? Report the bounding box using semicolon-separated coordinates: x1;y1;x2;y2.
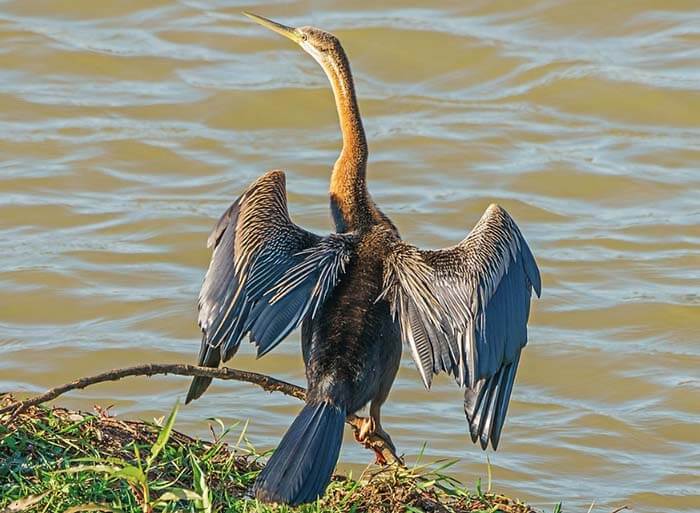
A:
302;34;308;41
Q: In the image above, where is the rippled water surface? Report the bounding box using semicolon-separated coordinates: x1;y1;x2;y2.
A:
1;1;699;511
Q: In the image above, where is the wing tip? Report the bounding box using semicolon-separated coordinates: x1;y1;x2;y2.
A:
466;415;498;451
464;361;519;452
534;280;542;298
524;246;542;298
185;376;212;404
486;202;503;214
261;168;287;183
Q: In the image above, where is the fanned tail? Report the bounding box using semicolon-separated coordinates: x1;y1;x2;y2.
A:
253;401;346;505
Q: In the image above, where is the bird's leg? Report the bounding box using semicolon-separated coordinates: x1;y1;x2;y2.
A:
352;401;396;465
368;401;396;455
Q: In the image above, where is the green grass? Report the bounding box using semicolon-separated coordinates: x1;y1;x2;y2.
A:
0;394;538;513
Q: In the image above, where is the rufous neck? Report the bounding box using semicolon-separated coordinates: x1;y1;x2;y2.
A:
320;49;372;230
328;59;367;169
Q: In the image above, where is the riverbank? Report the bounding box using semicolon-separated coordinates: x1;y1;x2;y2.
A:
0;394;539;513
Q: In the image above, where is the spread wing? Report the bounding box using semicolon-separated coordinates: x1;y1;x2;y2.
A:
186;170;355;403
381;204;541;449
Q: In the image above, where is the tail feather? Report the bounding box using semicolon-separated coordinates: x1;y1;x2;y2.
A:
253;402;345;505
185;339;221;404
464;355;520;450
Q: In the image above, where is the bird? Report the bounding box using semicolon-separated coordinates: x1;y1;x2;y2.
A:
185;12;541;506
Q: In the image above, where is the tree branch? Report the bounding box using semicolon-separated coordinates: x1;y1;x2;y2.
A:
0;363;403;466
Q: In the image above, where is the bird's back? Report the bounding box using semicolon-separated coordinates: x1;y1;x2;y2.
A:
302;224;401;411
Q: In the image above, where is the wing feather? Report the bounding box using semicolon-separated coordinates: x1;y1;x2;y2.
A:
186;170;355;403
382;203;540;449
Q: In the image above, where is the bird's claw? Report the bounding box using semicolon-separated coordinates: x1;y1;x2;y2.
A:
357;416;375;442
352;416;398;466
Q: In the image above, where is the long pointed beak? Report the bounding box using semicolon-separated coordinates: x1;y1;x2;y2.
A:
243;12;302;44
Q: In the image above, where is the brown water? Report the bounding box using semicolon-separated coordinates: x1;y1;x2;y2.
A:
1;1;699;511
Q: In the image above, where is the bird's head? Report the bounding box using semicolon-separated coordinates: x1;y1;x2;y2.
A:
243;12;345;72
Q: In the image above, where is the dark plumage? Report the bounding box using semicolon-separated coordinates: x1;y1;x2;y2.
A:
186;13;541;505
253;402;345;505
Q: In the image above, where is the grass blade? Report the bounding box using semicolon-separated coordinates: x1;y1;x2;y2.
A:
0;493;48;513
62;505;119;513
190;453;212;513
148;400;179;466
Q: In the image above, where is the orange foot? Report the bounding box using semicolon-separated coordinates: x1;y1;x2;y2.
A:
352;416;396;465
352;416;374;442
358;416;375;442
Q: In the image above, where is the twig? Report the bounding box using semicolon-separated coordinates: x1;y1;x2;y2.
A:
0;363;402;466
0;364;305;415
609;506;630;513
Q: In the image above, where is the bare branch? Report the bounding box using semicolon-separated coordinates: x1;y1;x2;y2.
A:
0;363;402;466
609;506;630;513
